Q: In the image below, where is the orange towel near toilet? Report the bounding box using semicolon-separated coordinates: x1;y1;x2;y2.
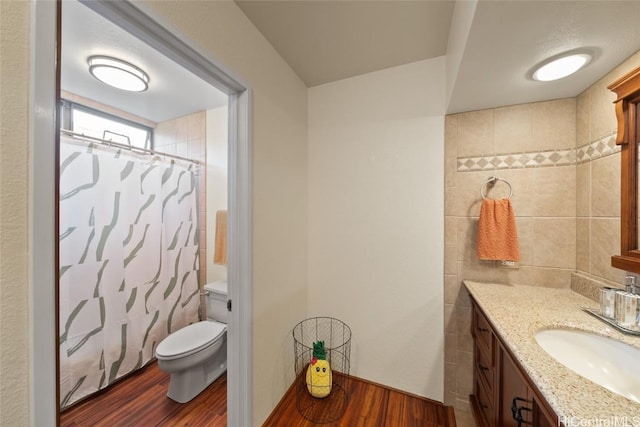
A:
213;210;228;265
476;198;520;262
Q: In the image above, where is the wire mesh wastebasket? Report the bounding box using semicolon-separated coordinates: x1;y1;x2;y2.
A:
293;317;351;423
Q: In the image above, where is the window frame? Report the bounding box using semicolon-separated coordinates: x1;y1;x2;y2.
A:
60;99;154;150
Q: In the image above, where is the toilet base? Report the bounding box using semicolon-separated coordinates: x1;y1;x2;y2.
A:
164;337;227;403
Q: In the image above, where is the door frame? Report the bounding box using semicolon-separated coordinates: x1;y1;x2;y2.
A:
30;1;253;425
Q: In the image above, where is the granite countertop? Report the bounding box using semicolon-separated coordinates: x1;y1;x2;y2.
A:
464;280;640;426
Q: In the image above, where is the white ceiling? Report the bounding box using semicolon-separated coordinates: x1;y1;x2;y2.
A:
235;0;455;87
62;0;640;121
61;0;228;123
448;0;640;113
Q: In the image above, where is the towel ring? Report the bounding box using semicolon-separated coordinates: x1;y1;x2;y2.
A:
480;176;513;200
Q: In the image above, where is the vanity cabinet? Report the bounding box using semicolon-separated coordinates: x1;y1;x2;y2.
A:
470;300;558;427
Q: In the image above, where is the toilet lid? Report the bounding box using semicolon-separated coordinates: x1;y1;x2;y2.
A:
156;321;226;360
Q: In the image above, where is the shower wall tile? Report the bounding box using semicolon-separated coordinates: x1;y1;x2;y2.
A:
444;274;459;305
457;109;493;157
576;90;590;147
445;114;458;159
533;218;576;269
445;332;457;363
445;157;457;188
455;349;474;398
445;187;457;217
532;166;575;217
576;162;591;218
445;244;457;275
445;216;457;246
457;217;477;262
444;303;457;334
576;218;590;273
515;217;533;267
590;218;621;283
533;98;576;151
589;78;618;141
532;267;573;289
493;104;533;154
591;153;620;218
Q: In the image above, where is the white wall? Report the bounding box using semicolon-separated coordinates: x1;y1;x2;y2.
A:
139;3;309;424
206;106;228;283
308;58;445;400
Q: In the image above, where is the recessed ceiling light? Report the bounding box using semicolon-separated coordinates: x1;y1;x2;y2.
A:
532;53;592;82
88;56;150;92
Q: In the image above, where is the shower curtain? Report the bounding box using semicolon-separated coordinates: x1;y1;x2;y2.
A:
58;136;200;409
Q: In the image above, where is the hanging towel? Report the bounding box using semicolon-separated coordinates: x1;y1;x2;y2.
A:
477;199;520;262
213;210;228;265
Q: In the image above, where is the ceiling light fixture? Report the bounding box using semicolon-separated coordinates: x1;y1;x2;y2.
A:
88;56;150;92
532;52;592;82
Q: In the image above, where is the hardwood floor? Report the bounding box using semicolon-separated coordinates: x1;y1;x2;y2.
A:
61;362;455;427
263;373;456;427
60;362;227;427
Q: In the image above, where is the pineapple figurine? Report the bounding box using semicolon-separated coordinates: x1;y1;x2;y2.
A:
306;341;332;398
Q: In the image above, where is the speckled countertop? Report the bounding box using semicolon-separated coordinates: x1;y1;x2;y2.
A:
464;280;640;426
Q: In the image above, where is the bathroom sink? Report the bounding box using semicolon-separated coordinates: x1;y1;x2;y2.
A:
534;329;640;403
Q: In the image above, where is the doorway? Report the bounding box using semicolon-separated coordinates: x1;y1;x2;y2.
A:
31;1;252;426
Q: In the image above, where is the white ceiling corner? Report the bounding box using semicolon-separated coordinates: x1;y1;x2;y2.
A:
235;0;456;87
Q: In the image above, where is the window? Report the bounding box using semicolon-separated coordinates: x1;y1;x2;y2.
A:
61;100;153;150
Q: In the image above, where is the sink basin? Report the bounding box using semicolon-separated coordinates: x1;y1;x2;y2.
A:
535;329;640;403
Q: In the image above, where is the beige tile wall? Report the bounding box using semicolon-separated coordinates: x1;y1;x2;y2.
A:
155;111;208;293
445;99;577;410
444;49;640;412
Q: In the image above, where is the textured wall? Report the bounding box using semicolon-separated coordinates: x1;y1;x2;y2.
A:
140;1;309;424
0;1;31;425
308;59;445;400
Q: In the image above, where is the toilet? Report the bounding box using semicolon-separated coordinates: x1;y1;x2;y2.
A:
156;280;228;403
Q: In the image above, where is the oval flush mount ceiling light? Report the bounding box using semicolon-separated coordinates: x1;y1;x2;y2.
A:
88;56;150;92
532;52;592;82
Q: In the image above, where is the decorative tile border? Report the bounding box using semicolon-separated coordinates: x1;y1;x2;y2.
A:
576;132;619;164
457;132;619;172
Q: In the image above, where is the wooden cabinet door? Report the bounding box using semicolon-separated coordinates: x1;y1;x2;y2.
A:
499;347;531;427
532;397;556;427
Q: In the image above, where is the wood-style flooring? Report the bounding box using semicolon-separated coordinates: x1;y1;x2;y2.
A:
60;362;226;426
263;373;456;427
61;361;455;427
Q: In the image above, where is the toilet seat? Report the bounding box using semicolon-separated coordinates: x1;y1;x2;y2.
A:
156;321;226;360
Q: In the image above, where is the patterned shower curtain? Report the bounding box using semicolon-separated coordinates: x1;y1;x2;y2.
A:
58;136;200;409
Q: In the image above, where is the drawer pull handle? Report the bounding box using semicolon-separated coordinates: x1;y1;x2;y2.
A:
511;397;526;418
478;398;488;410
515;406;531;426
478;326;489;333
478;363;489;372
511;397;530;427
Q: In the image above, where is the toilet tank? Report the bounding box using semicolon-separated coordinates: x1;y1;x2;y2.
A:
204;281;228;324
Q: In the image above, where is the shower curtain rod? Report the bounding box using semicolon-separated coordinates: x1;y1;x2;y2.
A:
60;129;201;165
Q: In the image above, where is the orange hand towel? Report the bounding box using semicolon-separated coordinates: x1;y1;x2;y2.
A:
213;210;228;265
476;199;520;262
